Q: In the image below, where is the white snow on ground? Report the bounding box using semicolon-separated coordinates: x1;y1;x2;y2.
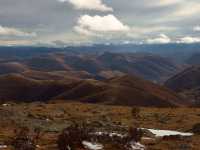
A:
143;128;193;137
0;145;7;149
82;141;103;150
94;131;125;138
130;141;145;150
91;132;145;150
109;132;125;138
2;104;9;107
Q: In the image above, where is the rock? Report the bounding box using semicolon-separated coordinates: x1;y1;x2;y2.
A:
192;123;200;134
140;129;155;138
162;135;184;141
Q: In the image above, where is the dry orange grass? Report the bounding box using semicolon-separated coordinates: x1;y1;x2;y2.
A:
0;102;199;149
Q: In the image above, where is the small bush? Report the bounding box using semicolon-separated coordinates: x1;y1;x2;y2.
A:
192;123;200;134
128;127;143;142
57;123;144;150
57;123;91;150
11;127;38;150
131;107;141;119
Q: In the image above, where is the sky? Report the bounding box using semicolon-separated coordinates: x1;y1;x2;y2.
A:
0;0;200;46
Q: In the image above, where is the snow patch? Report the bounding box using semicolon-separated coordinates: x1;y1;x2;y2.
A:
2;104;9;107
143;128;193;137
0;145;7;149
129;141;145;150
94;131;125;138
82;141;103;150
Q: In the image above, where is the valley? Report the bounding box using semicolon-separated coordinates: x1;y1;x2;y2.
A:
2;0;200;149
0;45;199;149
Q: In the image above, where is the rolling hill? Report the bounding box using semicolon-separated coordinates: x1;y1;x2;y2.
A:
0;73;185;107
61;52;181;82
165;66;200;92
0;48;182;82
187;53;200;66
0;62;27;75
165;66;200;105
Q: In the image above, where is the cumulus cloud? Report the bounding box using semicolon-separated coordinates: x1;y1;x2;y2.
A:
74;14;130;36
178;36;200;44
193;26;200;32
146;34;171;44
0;26;36;37
1;0;200;45
59;0;113;12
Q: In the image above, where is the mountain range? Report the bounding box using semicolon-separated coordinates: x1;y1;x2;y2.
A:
0;44;199;107
0;48;184;82
0;73;185;107
165;66;200;105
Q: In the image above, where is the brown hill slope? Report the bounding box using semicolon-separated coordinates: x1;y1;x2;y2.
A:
165;66;200;92
165;66;200;105
0;52;181;82
63;52;181;82
187;53;200;65
21;70;92;81
0;62;27;74
24;56;71;71
0;74;70;102
0;74;185;107
54;75;185;107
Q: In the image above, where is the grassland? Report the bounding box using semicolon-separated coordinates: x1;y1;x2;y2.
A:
0;102;199;149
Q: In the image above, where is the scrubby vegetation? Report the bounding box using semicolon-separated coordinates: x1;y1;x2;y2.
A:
57;123;92;150
11;127;41;150
0;102;199;149
57;123;144;150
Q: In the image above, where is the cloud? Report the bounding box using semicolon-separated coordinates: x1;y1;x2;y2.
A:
59;0;113;12
127;26;176;38
0;39;33;46
193;26;200;32
170;2;200;18
147;0;182;7
0;25;36;37
74;14;130;36
157;0;182;6
1;0;200;45
146;34;171;44
178;36;200;44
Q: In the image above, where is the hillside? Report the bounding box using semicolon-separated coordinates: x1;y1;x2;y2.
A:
165;66;200;92
21;70;93;81
62;52;181;82
0;48;182;82
0;62;27;75
0;74;185;107
24;56;71;72
0;74;73;102
165;66;200;105
187;53;200;65
52;75;187;107
97;52;180;82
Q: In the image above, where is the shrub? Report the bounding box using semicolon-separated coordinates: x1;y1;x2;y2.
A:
11;127;37;150
57;123;144;150
192;123;200;134
131;107;141;119
57;123;91;150
128;127;143;142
